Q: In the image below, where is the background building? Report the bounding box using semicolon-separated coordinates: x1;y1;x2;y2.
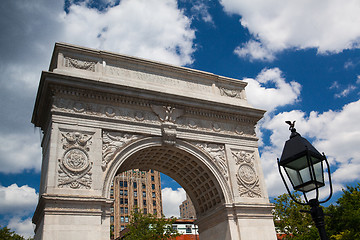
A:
179;194;196;219
110;169;162;239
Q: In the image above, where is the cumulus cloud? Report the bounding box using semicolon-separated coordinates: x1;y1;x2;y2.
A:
161;187;186;217
220;0;360;61
7;217;34;239
61;0;196;66
257;100;360;196
0;184;38;215
243;68;301;113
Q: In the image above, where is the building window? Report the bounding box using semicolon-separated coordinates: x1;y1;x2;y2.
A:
133;182;137;188
152;184;155;190
134;191;137;197
125;198;128;204
186;226;192;233
110;207;114;213
120;190;123;196
142;183;146;189
120;207;124;214
143;208;147;214
124;181;128;187
120;181;123;187
151;175;155;181
143;191;146;197
153;200;156;206
121;216;124;223
143;200;146;205
134;199;138;206
151;169;154;173
125;207;128;214
111;225;114;232
124;190;128;196
125;216;129;223
152;192;156;198
121;225;125;231
153;209;157;214
110;216;114;223
120;198;124;204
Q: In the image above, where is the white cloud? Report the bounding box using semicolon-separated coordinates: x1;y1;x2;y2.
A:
243;68;301;113
0;133;42;174
0;184;38;215
7;217;34;239
334;85;357;98
161;187;186;218
257;100;360;196
234;40;275;62
220;0;360;60
61;0;196;66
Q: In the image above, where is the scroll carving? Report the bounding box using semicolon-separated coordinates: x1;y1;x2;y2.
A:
102;131;141;170
58;132;93;189
232;150;261;198
195;143;228;181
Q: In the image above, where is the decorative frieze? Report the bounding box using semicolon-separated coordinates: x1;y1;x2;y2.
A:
58;131;93;189
102;131;142;170
232;150;261;198
195;142;228;181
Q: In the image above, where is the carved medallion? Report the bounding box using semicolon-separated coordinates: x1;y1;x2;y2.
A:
232;150;261;198
58;131;93;189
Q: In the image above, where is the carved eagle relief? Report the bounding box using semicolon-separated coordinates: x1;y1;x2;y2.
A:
151;105;184;123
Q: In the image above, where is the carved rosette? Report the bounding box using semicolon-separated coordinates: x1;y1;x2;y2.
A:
58;132;93;189
102;131;141;170
232;150;261;198
195;142;228;181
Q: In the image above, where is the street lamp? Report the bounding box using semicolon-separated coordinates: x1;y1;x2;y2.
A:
277;121;333;240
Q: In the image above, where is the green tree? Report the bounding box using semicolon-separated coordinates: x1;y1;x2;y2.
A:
326;183;360;240
122;210;180;240
273;192;319;240
0;226;32;240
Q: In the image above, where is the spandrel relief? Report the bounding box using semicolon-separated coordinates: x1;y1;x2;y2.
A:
102;131;142;170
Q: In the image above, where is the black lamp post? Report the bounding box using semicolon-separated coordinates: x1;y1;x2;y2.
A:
277;121;333;240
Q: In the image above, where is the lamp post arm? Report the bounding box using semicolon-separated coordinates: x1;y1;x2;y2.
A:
277;159;307;206
319;154;333;204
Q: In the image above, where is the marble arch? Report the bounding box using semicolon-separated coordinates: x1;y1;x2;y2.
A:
31;43;277;240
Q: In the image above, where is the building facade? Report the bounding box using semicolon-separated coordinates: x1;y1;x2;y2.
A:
179;194;196;219
110;169;162;239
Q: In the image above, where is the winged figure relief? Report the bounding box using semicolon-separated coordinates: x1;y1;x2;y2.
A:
151;105;184;123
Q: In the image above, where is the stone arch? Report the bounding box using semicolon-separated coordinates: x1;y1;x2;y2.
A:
103;137;232;217
31;43;277;240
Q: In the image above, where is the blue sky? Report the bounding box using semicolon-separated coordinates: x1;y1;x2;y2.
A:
1;0;360;237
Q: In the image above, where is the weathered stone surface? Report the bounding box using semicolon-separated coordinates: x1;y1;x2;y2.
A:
32;43;276;240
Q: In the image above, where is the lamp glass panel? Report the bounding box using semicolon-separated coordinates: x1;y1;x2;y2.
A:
284;167;302;188
284;156;308;170
312;160;324;185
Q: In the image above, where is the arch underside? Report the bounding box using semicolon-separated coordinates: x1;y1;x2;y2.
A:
116;143;226;218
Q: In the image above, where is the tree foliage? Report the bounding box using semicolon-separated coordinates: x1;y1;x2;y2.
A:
0;226;32;240
122;210;180;240
273;183;360;240
273;192;318;240
326;183;360;240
